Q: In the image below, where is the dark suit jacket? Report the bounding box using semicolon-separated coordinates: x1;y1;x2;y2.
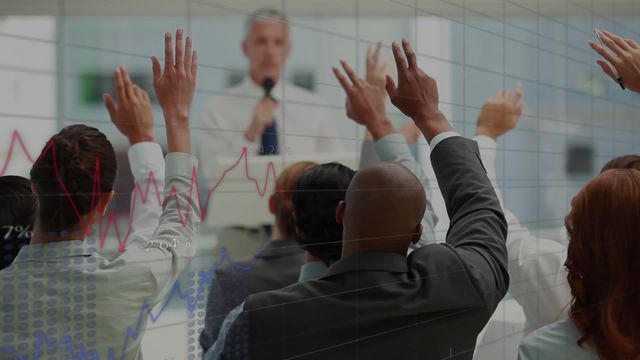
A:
219;136;509;360
199;238;304;352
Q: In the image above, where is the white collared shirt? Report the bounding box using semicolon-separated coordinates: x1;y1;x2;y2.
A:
0;147;199;360
197;77;344;180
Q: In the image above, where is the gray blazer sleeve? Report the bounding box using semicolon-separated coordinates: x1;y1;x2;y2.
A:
430;136;509;307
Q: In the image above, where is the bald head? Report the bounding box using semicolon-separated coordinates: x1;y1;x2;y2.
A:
338;163;427;257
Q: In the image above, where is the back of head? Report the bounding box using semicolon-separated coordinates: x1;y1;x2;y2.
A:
343;163;426;255
30;125;117;234
272;161;318;238
292;163;355;266
601;155;640;172
0;176;37;269
565;169;640;359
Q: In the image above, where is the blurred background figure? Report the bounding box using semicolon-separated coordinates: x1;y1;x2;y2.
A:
198;8;342;181
0;175;37;270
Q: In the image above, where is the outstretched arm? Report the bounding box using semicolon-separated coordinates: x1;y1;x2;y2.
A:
104;66;165;250
474;86;570;330
115;29;201;304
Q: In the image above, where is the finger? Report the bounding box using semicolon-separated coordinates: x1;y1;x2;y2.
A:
340;59;361;87
184;36;192;72
121;65;134;100
385;74;398;98
601;30;632;51
402;38;417;70
599;31;627;57
103;93;117;119
332;66;353;92
366;44;373;67
596;60;617;81
589;41;619;65
505;90;513;103
381;59;389;74
175;29;184;69
191;50;199;77
513;82;523;104
141;89;151;103
373;41;382;65
151;56;162;83
164;32;174;71
625;38;640;50
114;67;127;103
132;85;142;100
391;41;408;77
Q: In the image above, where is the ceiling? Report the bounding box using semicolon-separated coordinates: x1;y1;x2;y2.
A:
0;0;637;18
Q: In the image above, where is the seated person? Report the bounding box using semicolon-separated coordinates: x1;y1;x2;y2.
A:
0;176;37;270
292;162;356;281
208;39;509;360
0;29;200;359
518;166;640;359
199;161;317;352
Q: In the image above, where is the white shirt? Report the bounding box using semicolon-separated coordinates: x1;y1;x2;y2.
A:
0;145;200;360
518;320;599;359
474;135;571;337
198;77;344;180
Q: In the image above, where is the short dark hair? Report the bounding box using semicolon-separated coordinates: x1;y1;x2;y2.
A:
292;162;356;266
30;125;117;233
0;176;37;269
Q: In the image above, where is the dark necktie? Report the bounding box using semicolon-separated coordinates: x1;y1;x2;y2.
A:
260;121;278;155
259;77;279;155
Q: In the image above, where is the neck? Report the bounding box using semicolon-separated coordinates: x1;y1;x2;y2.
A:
249;70;280;88
29;221;85;245
340;232;409;259
271;223;286;241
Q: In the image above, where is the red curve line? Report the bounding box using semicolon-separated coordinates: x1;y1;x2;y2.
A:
0;130;278;251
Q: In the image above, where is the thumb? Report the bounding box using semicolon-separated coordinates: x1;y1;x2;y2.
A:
103;93;117;119
385;74;398;98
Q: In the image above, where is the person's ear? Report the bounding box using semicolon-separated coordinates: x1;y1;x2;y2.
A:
335;201;346;224
292;211;301;235
97;190;115;216
411;224;423;245
30;183;37;195
242;39;250;58
268;194;276;215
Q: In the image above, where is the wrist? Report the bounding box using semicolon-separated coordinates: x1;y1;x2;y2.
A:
414;111;454;142
368;117;395;140
475;126;498;141
127;133;155;145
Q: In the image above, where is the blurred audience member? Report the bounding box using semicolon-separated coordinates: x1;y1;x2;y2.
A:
0;176;37;270
199;161;317;352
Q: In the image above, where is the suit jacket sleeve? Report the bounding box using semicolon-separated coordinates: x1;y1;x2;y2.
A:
430;136;509;308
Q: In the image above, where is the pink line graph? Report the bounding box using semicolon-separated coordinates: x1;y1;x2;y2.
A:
0;129;278;251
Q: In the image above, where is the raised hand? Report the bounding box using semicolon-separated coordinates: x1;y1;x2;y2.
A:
589;29;640;93
385;38;452;141
476;83;523;140
333;59;394;140
366;41;389;90
151;29;198;123
151;29;198;153
104;66;155;145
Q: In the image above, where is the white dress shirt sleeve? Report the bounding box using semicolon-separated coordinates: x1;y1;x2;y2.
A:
126;142;165;249
112;152;201;304
429;131;460;149
370;133;439;248
474;135;571;333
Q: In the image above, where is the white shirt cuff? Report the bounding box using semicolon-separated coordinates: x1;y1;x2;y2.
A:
429;131;460;150
128;142;164;176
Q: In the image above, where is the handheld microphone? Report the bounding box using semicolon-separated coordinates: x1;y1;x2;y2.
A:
262;77;275;99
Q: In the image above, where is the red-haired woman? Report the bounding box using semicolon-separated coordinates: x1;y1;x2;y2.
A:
519;168;640;359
